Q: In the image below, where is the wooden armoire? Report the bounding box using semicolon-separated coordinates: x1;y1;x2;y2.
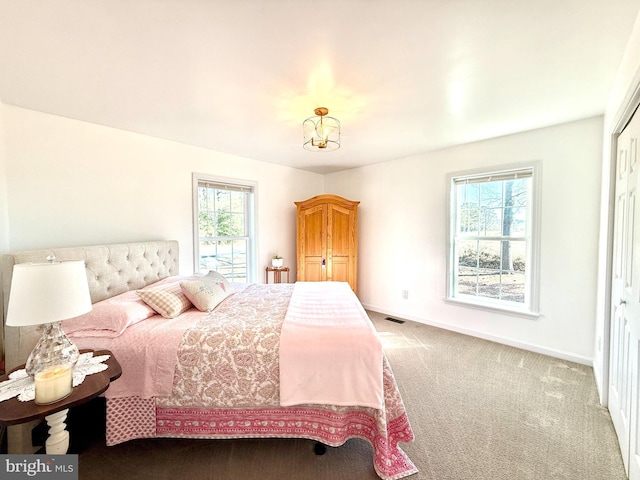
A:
295;194;359;292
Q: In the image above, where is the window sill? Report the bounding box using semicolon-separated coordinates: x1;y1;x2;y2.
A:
444;297;541;320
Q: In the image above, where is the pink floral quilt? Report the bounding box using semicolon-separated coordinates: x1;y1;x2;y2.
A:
105;283;417;480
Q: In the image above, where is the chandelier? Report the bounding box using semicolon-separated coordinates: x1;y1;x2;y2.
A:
303;107;340;151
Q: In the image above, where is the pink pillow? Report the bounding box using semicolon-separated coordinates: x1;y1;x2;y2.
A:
62;289;156;338
62;276;187;337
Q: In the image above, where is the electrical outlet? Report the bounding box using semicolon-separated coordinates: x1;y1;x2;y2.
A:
401;290;409;300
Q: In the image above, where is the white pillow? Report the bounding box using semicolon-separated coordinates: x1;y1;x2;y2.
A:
203;270;232;292
180;280;230;312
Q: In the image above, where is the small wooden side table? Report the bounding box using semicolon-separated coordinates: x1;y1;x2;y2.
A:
265;266;290;283
0;349;121;454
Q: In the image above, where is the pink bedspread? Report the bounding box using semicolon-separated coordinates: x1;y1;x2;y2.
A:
279;282;384;409
108;355;417;480
100;283;417;480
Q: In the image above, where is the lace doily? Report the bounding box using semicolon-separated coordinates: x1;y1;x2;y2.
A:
0;352;110;403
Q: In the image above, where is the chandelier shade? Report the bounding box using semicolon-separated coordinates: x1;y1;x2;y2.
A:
303;107;340;151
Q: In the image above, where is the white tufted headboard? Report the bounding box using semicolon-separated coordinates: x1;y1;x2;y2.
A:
1;240;179;372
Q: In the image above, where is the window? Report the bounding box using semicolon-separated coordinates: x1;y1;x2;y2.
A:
447;163;540;315
193;174;256;283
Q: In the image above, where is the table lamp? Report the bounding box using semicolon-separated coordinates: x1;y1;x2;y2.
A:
6;259;92;403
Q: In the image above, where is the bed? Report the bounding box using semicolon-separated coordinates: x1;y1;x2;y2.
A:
1;240;417;480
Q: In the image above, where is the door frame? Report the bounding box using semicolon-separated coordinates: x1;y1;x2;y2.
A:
600;77;640;405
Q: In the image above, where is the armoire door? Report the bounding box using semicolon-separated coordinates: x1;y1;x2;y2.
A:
327;203;356;285
298;203;327;283
608;106;640;479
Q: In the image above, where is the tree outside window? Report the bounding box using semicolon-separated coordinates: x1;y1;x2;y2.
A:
449;165;539;314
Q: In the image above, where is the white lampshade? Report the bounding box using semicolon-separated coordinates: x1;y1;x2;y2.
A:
7;260;92;327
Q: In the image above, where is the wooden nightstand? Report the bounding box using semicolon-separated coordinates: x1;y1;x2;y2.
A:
0;349;121;454
265;266;290;283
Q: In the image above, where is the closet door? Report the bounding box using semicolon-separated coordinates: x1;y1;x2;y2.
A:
609;108;640;479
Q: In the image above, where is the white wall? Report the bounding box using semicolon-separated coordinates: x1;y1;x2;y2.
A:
1;104;324;278
0;103;609;365
327;117;604;364
0;103;9;253
0;103;8;357
594;12;640;402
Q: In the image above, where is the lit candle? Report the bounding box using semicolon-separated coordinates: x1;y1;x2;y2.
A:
34;365;73;404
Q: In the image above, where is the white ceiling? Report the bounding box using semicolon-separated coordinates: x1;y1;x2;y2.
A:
1;1;639;174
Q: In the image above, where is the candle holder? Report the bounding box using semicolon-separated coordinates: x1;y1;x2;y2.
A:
34;363;74;405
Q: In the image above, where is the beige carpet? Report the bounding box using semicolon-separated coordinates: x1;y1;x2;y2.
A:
72;311;626;480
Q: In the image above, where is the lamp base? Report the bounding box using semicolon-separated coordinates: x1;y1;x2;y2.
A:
26;322;79;378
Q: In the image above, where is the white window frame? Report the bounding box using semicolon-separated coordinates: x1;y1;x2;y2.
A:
446;161;541;318
192;173;257;283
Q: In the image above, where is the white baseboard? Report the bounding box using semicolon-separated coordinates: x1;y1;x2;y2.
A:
362;303;593;367
592;358;608;406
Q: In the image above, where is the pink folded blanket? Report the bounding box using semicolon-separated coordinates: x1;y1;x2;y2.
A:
279;282;384;409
